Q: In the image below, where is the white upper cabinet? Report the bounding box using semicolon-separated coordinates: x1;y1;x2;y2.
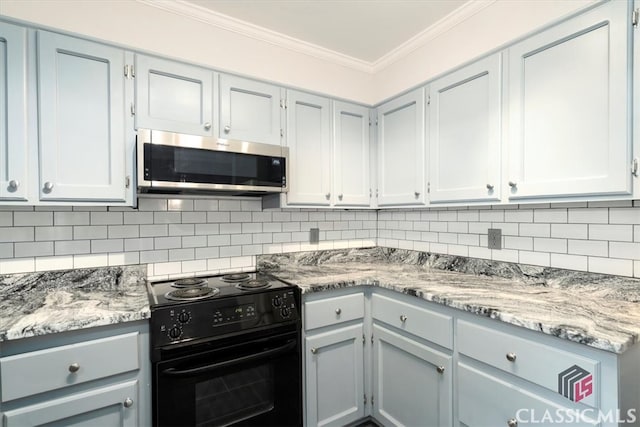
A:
219;74;282;145
429;54;502;203
377;88;426;207
285;90;331;206
507;0;631;200
0;22;28;202
135;55;214;136
37;31;131;203
333;101;371;207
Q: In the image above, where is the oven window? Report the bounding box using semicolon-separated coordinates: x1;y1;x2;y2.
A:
195;364;274;427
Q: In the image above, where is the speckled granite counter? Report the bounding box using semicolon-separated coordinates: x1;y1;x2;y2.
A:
259;248;640;354
0;265;149;342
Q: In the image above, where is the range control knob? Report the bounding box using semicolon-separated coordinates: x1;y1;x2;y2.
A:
168;326;182;340
177;311;191;324
280;306;291;318
272;295;282;307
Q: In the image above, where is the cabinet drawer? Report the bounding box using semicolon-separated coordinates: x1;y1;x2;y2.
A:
457;320;599;408
372;293;452;349
459;363;598;427
1;332;139;402
305;293;364;330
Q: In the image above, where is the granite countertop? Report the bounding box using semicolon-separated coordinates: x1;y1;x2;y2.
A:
259;248;640;354
0;265;149;342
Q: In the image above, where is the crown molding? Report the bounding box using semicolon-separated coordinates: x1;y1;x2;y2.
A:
371;0;497;72
135;0;374;73
136;0;496;75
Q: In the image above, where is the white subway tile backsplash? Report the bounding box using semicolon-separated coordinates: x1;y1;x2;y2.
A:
533;209;567;223
91;239;124;254
550;253;588;271
533;238;567;253
154;261;183;276
108;225;139;239
125;238;154;252
54;212;90;226
140;250;169;264
110;252;140;266
220;246;241;257
35;226;72;241
182;235;207;248
123;212;154;224
282;222;301;232
231;234;252;245
90;212;123;225
230;212;252;223
491;223;519;236
138;198;167;211
262;222;282;233
169;248;195;262
219;200;242;211
430;222;447;232
0;243;13;259
468;222;491;234
140;224;168;237
15;241;53;258
207;257;231;271
182;259;207;273
181;212;207;224
168;224;195;236
504;210;533;223
0;212;13;226
519;223;551;238
519;251;550;267
154;237;182;250
0;258;35;274
196;247;219;259
35;255;73;272
55;240;90;255
589;224;633;242
74;226;108;240
14;212;53;227
550;224;588;239
153;212;181;224
568;239;608;257
195;224;219;235
241;223;262;234
168;199;194;211
610;208;640;224
504;236;533;251
635;225;640;242
220;223;241;234
589;257;633;276
194;199;219;211
609;242;640;260
208;235;231;246
492;248;518;263
479;210;504;222
73;253;109;269
568;208;608;224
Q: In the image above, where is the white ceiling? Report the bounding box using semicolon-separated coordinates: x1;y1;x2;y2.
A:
184;0;469;63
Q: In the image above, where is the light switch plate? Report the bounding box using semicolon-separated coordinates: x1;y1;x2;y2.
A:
309;228;319;244
488;228;502;249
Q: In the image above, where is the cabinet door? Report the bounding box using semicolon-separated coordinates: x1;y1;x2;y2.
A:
372;324;452;427
37;31;127;202
429;54;501;203
305;323;365;427
3;380;138;427
333;101;371;207
0;22;28;201
219;74;282;145
135;55;214;136
508;0;631;199
377;88;426;207
285;90;331;206
458;363;597;427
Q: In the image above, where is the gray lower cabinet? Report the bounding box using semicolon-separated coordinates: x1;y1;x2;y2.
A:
0;321;150;427
304;292;366;426
372;324;452;427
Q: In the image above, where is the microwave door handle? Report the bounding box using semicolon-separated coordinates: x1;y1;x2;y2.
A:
161;339;297;377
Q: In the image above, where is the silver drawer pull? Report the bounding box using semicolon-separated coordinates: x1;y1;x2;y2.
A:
8;180;19;190
204;122;212;130
400;315;407;323
507;418;518;427
68;363;80;373
124;397;134;408
486;183;494;190
506;352;517;362
43;181;54;192
508;181;517;188
310;347;317;354
335;308;342;315
436;366;445;374
224;125;231;133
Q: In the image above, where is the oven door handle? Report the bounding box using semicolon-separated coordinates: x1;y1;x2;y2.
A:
161;339;297;377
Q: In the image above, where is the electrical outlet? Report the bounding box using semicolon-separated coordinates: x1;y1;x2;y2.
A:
488;228;502;250
309;228;319;244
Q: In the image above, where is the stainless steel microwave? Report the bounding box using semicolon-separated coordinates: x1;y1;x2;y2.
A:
136;129;288;195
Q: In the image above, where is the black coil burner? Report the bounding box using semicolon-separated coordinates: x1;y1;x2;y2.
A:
164;286;219;301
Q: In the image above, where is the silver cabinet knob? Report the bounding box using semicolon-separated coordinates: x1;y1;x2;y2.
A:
43;181;54;192
507;419;518;427
310;347;317;354
414;191;420;198
506;352;517;362
224;125;231;133
335;308;342;315
68;363;80;373
436;366;445;374
325;193;330;200
8;180;19;191
123;398;134;408
400;315;407;323
338;194;343;201
508;181;517;188
486;184;494;190
204;122;211;130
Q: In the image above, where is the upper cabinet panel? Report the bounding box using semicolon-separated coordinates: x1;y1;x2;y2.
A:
219;74;282;146
377;88;426;207
0;22;28;201
285;90;331;206
135;55;214;136
333;101;371;207
38;31;128;202
429;54;502;203
507;0;631;200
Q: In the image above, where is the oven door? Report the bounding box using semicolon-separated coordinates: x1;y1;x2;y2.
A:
154;328;301;427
